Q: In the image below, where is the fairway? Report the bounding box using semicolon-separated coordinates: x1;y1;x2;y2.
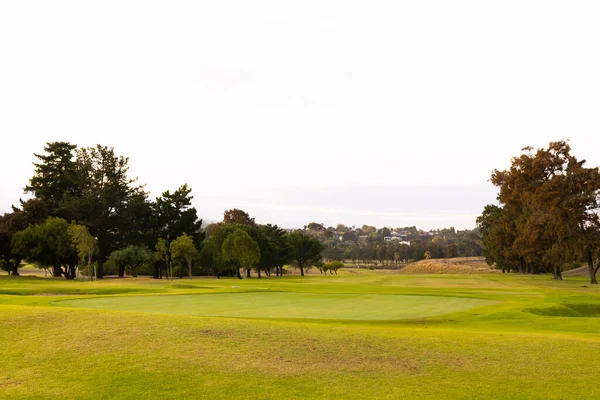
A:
3;272;600;399
56;292;494;320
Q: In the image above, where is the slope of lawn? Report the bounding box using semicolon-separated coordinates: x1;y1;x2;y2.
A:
1;270;600;399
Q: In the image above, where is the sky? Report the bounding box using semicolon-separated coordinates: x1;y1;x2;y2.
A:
1;1;599;230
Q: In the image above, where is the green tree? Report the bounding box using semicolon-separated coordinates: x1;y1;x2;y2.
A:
108;245;153;278
68;224;97;280
170;233;198;280
25;142;78;216
257;224;292;277
222;229;260;279
152;185;203;278
70;145;145;278
155;238;172;280
323;260;344;275
287;231;324;276
11;217;78;279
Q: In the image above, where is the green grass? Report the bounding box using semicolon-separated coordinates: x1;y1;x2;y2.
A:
56;292;494;320
1;271;600;399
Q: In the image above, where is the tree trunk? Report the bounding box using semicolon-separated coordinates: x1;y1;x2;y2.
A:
553;265;563;280
96;257;104;279
52;266;62;278
246;268;251;278
300;265;305;276
64;265;77;280
236;267;241;279
257;268;261;279
187;258;192;280
153;262;160;279
587;250;598;285
9;263;20;276
118;265;125;278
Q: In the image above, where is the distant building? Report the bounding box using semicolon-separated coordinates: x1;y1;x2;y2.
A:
383;237;410;245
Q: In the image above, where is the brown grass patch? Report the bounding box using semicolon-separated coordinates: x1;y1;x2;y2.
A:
399;257;496;274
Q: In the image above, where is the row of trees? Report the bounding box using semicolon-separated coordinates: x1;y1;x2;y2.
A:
477;141;600;283
0;143;326;279
201;210;324;278
320;234;482;267
1;142;201;278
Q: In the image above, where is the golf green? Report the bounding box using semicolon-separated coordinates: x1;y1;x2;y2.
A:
55;292;494;320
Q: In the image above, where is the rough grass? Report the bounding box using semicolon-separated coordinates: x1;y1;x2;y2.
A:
1;271;600;399
400;257;496;274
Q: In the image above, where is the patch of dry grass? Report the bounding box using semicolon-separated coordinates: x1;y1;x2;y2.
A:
399;257;496;274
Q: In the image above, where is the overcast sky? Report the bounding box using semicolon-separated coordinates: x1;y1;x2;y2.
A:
1;1;599;229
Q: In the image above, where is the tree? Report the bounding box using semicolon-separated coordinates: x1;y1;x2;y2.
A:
108;245;153;278
0;209;32;276
287;231;323;276
259;224;293;277
222;229;260;279
323;260;344;275
69;224;97;280
170;234;198;280
11;217;78;279
152;185;203;278
155;238;172;280
70;145;145;278
223;209;255;226
25;142;78;216
480;140;600;281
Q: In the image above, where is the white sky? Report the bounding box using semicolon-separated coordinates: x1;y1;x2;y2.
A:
1;1;599;229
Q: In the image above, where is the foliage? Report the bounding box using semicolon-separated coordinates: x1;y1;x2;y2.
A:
108;245;154;278
478;141;600;283
323;260;344;275
222;229;260;278
223;208;255;226
68;224;97;279
11;217;78;279
170;233;198;279
287;231;324;276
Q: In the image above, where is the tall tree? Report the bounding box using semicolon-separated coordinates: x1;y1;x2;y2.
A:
70;145;145;278
287;231;324;276
258;224;292;277
25;142;78;216
152;185;203;278
480;141;600;281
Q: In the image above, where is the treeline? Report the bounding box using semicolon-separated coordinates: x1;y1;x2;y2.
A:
200;210;323;278
0;142;325;279
477;141;600;284
302;223;482;267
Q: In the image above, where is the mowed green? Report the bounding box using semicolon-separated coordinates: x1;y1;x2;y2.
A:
1;271;600;399
56;292;494;320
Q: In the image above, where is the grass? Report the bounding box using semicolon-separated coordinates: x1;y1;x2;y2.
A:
56;292;494;320
1;270;600;399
